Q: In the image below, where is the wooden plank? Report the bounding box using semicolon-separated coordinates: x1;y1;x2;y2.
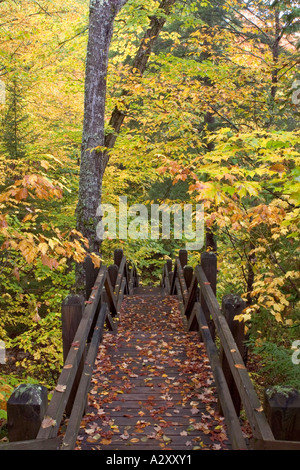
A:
162;264;171;294
252;438;300;450
129;267;134;295
61;295;85;416
194;303;248;450
104;272;118;316
37;265;107;441
200;252;217;340
187;306;197;332
117;277;126;313
0;437;61;450
219;294;247;417
183;274;198;318
176;258;188;302
170;259;177;295
114;256;126;298
105;311;116;332
195;265;274;442
61;304;108;450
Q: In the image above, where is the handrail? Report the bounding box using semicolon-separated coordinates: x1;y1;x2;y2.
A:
1;248;138;451
162;249;300;451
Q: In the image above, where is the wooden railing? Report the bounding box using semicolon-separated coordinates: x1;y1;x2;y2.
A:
162;249;300;451
1;249;138;450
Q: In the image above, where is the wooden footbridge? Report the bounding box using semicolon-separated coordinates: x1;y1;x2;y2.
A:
1;249;300;450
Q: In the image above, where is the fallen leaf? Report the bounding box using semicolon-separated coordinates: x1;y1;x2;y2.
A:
55;384;66;393
41;416;56;428
235;364;246;369
101;438;112;445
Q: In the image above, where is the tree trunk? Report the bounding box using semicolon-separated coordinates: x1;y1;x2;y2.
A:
75;0;127;287
75;0;176;289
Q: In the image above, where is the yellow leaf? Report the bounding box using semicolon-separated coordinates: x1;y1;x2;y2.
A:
38;242;48;255
40;160;50;170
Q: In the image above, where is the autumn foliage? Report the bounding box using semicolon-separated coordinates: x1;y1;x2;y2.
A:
0;0;299;431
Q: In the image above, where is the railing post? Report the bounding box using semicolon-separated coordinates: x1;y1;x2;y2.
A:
200;251;217;340
179;249;188;268
108;264;118;290
263;387;300;441
114;248;123;267
84;255;100;301
7;384;48;442
166;259;172;273
61;294;85;416
183;265;193;290
218;293;246;417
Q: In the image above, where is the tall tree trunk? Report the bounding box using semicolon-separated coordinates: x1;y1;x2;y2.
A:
75;0;176;289
76;0;127;287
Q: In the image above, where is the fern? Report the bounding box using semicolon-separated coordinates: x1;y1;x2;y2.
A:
253;340;300;391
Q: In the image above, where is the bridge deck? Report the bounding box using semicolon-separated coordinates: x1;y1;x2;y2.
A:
75;288;232;450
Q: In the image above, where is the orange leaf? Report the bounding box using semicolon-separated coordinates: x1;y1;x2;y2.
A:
101;438;112;445
269;163;285;173
16;187;28;201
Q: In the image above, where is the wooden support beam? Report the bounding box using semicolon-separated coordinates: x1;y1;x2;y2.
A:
218;294;246;417
61;304;108;450
200;252;217;340
114;256;126;298
184;274;198;319
194;303;248;450
61;294;85;416
37;266;107;440
104;272;118;316
195;265;275;443
0;437;61;450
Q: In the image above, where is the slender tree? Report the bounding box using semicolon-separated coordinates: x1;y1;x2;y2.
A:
76;0;128;261
76;0;176;286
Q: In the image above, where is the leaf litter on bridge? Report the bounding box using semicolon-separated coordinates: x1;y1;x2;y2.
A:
75;293;248;450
